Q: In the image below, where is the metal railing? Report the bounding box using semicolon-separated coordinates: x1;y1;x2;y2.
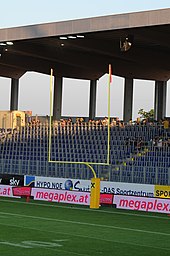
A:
0;158;169;185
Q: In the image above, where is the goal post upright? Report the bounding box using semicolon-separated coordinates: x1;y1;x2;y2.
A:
48;68;53;163
48;66;112;209
107;64;112;165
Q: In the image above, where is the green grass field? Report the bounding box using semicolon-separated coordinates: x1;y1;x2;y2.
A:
0;197;170;256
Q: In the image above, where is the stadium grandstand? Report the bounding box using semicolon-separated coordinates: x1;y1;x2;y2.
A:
0;8;170;186
0;118;170;185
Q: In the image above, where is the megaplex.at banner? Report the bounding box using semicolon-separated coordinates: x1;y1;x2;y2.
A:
113;195;170;214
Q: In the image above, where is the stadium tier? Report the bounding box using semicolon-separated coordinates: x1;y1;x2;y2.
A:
0;122;170;185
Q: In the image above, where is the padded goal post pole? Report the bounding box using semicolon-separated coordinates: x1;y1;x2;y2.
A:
90;177;100;209
85;163;100;209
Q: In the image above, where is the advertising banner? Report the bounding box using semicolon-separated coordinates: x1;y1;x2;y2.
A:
113;195;170;214
25;176;90;191
0;174;24;187
100;194;113;205
154;185;170;199
12;187;32;197
31;188;90;205
24;175;35;187
100;181;154;197
25;176;154;198
0;184;19;198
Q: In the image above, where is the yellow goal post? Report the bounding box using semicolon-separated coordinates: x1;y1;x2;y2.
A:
48;65;112;208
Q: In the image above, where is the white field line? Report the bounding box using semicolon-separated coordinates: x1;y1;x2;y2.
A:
0;238;88;256
0;211;169;237
0;198;169;220
0;221;170;252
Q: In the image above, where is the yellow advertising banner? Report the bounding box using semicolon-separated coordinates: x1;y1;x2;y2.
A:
154;185;170;199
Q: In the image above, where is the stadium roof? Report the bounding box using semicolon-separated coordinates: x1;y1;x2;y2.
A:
0;8;170;81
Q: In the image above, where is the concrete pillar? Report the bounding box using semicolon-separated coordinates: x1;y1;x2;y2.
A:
154;81;167;121
53;76;63;120
89;80;97;120
10;78;19;111
123;78;133;122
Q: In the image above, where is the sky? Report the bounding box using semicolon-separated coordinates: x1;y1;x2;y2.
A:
0;0;170;120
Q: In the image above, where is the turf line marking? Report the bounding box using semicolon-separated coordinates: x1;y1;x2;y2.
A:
0;241;32;248
0;211;169;237
0;238;88;256
0;198;169;220
0;222;169;252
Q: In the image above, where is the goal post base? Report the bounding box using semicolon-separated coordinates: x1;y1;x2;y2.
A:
90;178;100;209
